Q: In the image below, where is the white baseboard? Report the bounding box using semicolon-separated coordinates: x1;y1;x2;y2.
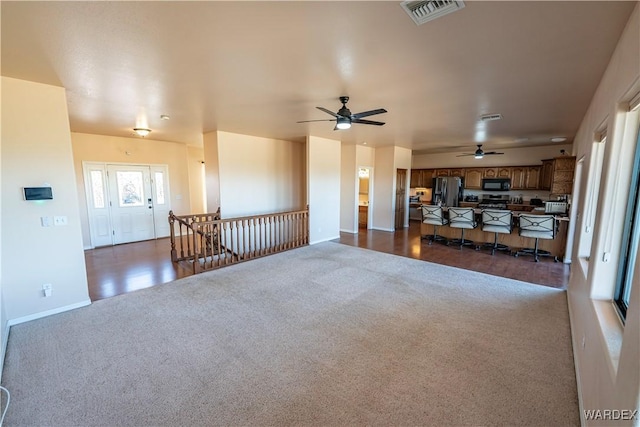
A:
371;227;395;232
340;228;358;234
7;299;92;327
566;295;585;426
309;235;341;245
84;245;94;250
0;322;9;383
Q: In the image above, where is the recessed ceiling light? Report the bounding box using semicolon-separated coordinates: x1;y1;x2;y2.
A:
363;142;367;145
160;115;170;120
551;137;567;142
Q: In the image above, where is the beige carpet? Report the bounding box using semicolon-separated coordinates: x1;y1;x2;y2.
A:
2;242;579;426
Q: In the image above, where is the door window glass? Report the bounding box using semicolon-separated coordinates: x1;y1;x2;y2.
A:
116;171;144;207
90;170;105;209
154;172;165;205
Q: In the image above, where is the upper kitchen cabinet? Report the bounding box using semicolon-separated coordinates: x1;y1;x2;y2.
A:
525;166;541;189
449;168;465;177
510;167;527;189
497;167;511;178
435;169;450;177
464;168;483;189
540;159;554;190
410;169;435;188
550;156;577;195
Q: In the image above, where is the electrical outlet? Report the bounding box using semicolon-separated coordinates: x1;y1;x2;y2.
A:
54;216;68;226
42;283;52;297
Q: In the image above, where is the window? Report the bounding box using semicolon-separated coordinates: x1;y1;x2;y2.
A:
116;171;144;207
614;102;640;321
154;171;165;205
90;170;105;209
578;134;606;263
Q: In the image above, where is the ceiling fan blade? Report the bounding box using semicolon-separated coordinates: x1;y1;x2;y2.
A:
484;152;504;155
296;119;336;123
352;118;385;126
316;107;339;118
456;153;475;157
351;108;387;120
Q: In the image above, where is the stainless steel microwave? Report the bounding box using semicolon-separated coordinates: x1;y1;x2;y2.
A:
482;178;511;191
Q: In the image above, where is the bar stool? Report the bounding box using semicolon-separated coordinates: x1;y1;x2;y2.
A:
447;207;478;250
480;209;513;255
514;214;558;262
420;205;448;245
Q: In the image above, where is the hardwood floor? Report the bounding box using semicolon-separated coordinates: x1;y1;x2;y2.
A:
85;221;569;301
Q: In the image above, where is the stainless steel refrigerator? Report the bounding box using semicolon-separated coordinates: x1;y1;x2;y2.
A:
431;177;463;207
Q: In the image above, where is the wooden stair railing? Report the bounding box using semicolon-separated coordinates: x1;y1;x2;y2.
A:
169;207;309;274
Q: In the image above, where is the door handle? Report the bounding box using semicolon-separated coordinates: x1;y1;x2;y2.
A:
148;206;153;209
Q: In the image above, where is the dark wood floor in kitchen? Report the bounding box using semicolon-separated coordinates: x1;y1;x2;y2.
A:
85;221;569;301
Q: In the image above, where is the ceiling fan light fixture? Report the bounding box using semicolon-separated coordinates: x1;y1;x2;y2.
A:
336;117;351;130
133;128;151;137
474;153;483;159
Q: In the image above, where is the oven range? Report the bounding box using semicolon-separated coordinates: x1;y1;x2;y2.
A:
477;195;509;210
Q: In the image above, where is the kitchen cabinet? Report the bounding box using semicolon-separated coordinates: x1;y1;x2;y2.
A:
510;167;526;189
540;159;554;190
464;168;483;189
484;168;497;178
525;166;541;189
410;169;423;188
435;169;450;177
550;156;576;195
497;167;511;178
449;168;465;177
410;169;434;188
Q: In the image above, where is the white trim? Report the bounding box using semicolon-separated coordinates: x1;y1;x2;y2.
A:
84;245;94;250
567;297;586;426
309;235;341;245
340;228;358;234
371;227;395;232
0;322;9;383
7;300;92;327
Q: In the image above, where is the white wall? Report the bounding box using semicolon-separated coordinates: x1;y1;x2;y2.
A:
217;131;306;218
307;136;341;244
395;146;413;228
412;144;573;168
71;133;194;248
566;4;640;423
340;145;357;233
1;77;91;325
372;146;395;232
187;146;206;214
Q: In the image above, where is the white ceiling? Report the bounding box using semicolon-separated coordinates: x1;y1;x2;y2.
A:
1;1;635;154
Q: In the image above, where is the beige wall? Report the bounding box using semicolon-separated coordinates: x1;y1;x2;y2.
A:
71;133;193;248
203;131;221;213
307;136;341;244
371;146;412;231
217;131;306;218
1;77;90;325
412;144;573;169
566;4;640;422
0;79;5;377
187;146;205;214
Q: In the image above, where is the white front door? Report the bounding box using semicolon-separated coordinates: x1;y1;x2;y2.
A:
107;165;156;244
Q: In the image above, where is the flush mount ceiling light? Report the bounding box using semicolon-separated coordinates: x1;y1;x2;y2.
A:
336;117;352;130
160;115;170;120
551;136;567;142
133;128;151;137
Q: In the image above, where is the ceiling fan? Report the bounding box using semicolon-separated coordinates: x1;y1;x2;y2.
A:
297;96;387;130
456;144;504;159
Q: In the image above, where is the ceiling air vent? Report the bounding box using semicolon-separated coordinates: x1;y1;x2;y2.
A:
401;0;465;26
479;113;503;122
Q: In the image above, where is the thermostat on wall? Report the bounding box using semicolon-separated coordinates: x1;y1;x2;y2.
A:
23;187;53;201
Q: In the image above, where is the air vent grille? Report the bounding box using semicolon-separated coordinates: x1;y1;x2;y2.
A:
479;113;503;122
401;0;465;26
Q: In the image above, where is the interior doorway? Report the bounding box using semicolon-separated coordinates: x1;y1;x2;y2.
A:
357;167;373;229
83;162;171;247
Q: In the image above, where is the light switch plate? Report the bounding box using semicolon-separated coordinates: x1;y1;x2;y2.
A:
41;216;52;227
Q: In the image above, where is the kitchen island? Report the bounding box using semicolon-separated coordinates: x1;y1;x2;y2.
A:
419;208;570;260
